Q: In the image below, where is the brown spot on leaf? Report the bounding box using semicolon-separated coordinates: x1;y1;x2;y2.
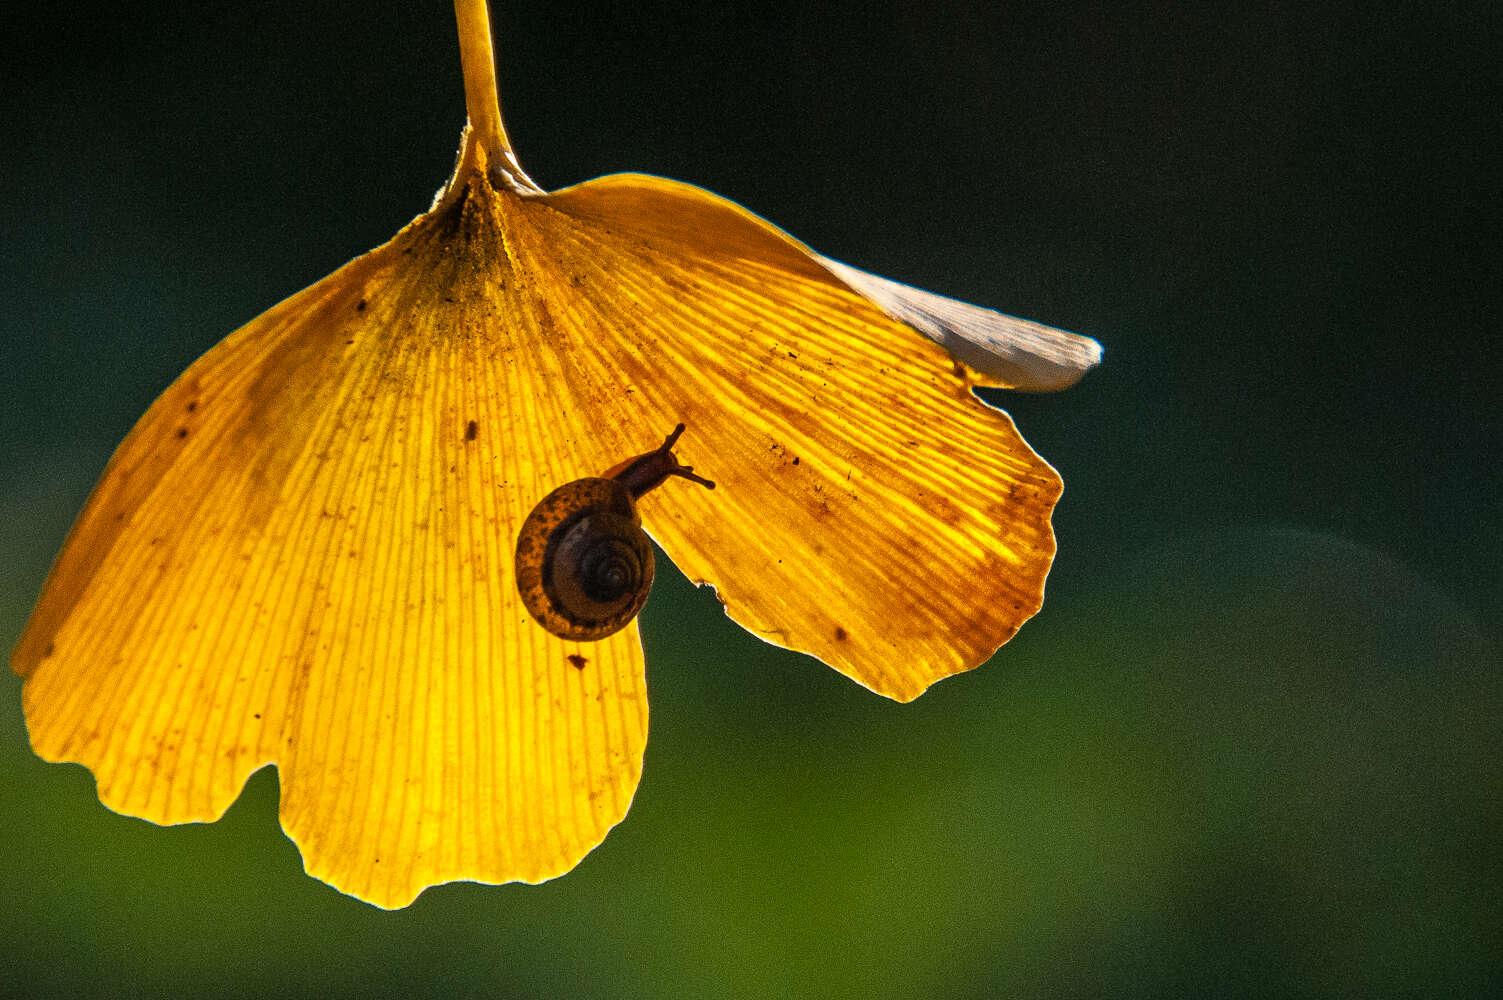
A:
465;419;479;441
186;400;197;413
176;427;189;439
930;494;964;526
356;298;367;311
834;626;848;642
567;654;588;670
43;642;54;658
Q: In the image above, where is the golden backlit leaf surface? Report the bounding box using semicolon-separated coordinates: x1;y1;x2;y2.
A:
12;169;1063;907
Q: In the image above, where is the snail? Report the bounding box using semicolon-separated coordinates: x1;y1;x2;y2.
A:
515;423;715;641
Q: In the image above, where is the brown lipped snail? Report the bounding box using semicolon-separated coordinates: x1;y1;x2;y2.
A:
515;423;715;641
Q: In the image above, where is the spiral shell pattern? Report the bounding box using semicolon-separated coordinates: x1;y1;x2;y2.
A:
515;478;655;641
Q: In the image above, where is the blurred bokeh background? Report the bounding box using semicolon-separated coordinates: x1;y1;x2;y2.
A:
2;1;1498;996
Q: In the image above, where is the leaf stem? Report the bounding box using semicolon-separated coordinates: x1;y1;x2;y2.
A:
448;0;542;196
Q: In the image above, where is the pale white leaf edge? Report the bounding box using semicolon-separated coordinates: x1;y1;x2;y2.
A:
816;255;1102;392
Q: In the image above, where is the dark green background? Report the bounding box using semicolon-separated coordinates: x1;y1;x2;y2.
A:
3;2;1498;996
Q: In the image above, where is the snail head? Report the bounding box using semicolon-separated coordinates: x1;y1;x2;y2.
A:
605;423;716;498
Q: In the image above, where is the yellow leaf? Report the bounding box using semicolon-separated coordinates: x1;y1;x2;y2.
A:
10;0;1099;908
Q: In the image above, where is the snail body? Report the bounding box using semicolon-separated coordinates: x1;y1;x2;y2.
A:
515;424;714;641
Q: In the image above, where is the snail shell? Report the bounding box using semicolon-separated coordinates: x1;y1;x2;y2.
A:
515;478;655;641
515;424;714;642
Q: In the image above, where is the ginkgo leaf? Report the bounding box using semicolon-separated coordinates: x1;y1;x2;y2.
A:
10;0;1099;909
12;225;651;908
538;172;1074;699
